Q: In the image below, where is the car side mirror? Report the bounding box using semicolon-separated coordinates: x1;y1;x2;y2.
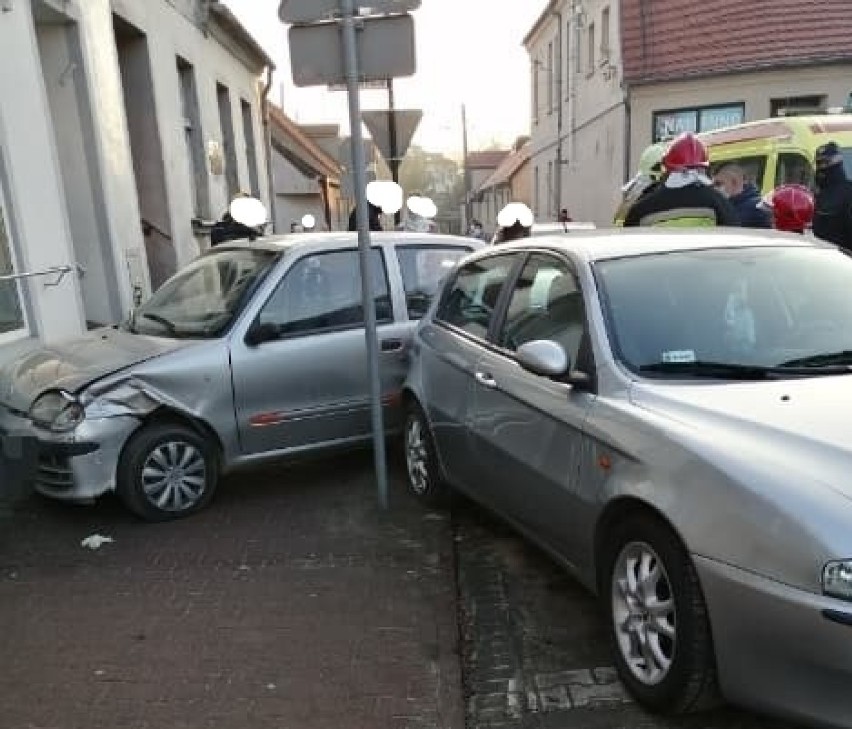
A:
516;339;592;389
245;320;279;347
517;340;569;377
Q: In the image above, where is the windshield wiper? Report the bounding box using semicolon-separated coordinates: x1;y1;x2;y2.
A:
640;360;850;379
778;350;852;369
140;312;179;335
640;361;779;379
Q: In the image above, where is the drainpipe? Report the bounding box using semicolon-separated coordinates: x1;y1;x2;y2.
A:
320;176;333;231
623;82;632;184
570;1;581;170
261;64;276;233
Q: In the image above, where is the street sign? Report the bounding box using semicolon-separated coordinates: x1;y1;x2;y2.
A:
362;109;422;162
338;138;376;173
289;14;416;87
328;79;389;92
279;0;421;24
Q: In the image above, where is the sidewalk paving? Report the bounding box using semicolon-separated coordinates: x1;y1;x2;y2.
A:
0;452;463;729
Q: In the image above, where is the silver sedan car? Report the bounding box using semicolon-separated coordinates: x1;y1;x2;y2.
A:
0;232;479;521
403;228;852;727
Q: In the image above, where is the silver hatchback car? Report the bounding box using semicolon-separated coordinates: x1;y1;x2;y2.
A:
0;232;479;521
403;229;852;727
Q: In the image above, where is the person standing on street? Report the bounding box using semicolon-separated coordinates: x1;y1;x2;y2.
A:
624;133;739;228
812;141;852;250
713;163;771;228
348;202;383;232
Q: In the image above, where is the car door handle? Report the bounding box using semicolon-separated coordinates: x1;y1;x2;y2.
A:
474;371;498;388
381;338;404;353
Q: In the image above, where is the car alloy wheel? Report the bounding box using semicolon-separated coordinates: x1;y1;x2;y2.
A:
141;440;207;512
602;514;719;713
612;541;676;686
405;416;429;496
118;421;219;522
402;404;449;507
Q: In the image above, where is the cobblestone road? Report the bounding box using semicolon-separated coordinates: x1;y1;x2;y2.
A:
0;453;814;729
451;497;805;729
0;453;462;729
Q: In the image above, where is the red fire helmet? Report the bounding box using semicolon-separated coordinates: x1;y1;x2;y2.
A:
762;184;815;233
662;133;710;172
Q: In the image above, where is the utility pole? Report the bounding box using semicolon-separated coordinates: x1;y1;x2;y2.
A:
462;104;471;230
387;78;401;226
555;6;564;217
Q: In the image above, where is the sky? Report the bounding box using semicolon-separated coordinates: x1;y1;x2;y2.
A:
223;0;548;156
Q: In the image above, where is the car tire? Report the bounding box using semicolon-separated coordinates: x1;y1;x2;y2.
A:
403;403;450;507
117;421;219;522
602;513;719;714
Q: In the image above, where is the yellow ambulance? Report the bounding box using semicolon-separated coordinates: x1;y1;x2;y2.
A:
700;114;852;193
616;114;852;223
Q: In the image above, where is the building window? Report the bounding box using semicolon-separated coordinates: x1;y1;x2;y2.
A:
216;82;239;198
547;160;554;217
601;7;610;57
241;99;260;197
770;95;827;118
587;23;595;76
534;165;540;215
532;61;540;125
565;19;572;99
547;41;554;114
0;184;26;340
652;103;745;142
176;57;209;218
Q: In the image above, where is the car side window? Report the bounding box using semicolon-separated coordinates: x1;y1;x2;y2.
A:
498;254;586;365
776;153;813;188
710;155;767;192
258;249;392;337
396;246;473;319
436;254;515;339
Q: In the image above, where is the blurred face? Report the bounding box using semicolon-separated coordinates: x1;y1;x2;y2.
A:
713;171;742;198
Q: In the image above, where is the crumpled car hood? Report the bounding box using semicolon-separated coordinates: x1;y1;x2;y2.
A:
630;375;852;499
0;328;190;411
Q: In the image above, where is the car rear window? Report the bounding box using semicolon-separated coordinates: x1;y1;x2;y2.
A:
396;246;472;319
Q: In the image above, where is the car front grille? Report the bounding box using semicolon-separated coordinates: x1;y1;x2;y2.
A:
36;453;75;490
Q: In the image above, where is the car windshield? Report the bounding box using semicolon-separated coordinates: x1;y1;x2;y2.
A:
595;245;852;377
127;248;277;339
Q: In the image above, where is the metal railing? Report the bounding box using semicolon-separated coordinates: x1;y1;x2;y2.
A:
0;264;85;288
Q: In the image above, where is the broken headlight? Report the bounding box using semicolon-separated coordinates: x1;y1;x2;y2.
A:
29;389;85;432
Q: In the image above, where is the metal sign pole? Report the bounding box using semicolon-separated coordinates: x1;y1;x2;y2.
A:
387;78;401;226
340;0;389;509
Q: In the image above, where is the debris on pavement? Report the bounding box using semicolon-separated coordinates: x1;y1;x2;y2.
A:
81;534;114;550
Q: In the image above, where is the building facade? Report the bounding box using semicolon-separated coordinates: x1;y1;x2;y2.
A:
525;0;852;226
464;150;509;229
269;106;344;233
471;139;532;238
0;0;272;357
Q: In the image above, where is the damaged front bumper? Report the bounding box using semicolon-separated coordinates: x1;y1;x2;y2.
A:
0;402;139;502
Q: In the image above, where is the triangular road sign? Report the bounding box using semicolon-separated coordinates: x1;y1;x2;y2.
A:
362;109;423;163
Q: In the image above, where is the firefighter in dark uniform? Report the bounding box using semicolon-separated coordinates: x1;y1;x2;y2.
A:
812;141;852;251
624;132;739;228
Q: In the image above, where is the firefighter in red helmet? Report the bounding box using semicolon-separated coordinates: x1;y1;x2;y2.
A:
759;184;815;234
624;132;739;227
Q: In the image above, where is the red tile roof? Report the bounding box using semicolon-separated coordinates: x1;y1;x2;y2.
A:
476;143;532;192
467;150;511;170
268;104;342;179
621;0;852;84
